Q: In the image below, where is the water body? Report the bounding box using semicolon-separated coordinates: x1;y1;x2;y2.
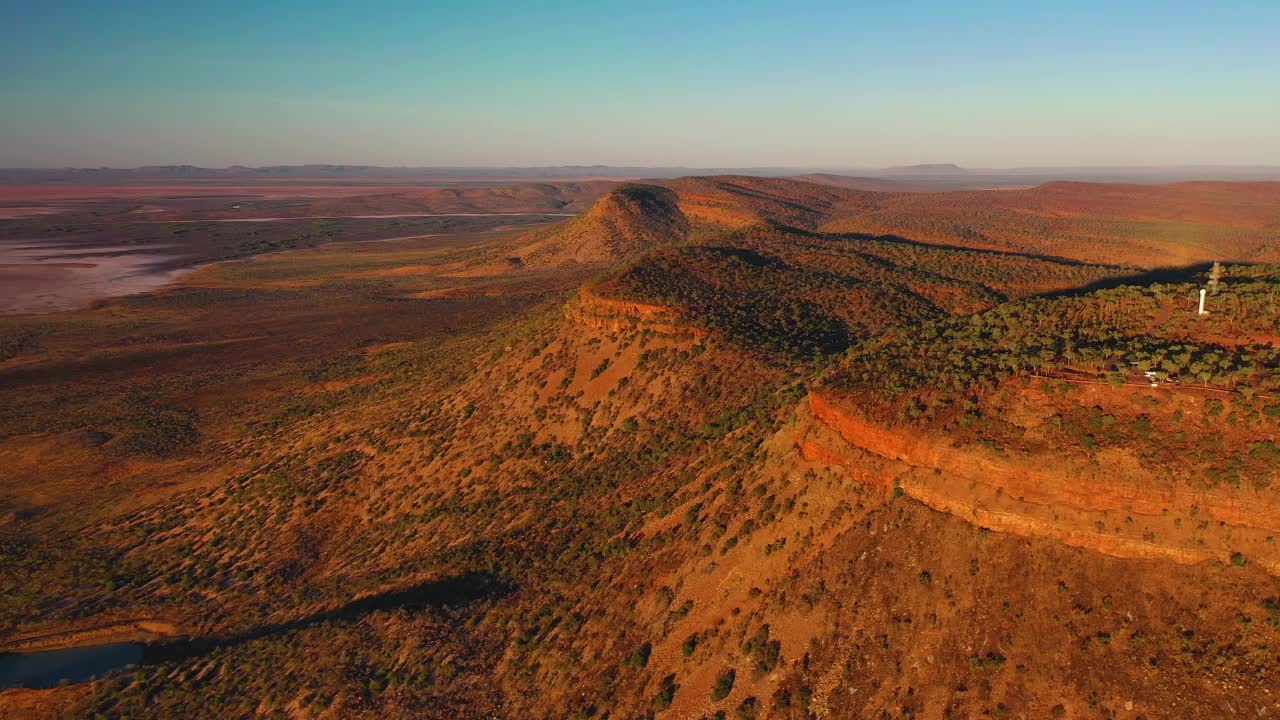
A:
0;643;144;689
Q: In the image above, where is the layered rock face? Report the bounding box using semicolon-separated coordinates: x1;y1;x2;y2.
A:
568;288;703;337
801;391;1280;574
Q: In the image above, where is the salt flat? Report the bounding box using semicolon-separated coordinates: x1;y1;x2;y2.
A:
0;240;193;315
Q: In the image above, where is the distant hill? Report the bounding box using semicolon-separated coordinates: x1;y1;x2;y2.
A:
881;163;972;175
518;183;688;265
790;173;934;192
661;175;869;230
512;176;1280;270
516;175;869;266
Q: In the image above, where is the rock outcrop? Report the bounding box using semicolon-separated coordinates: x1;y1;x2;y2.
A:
801;390;1280;573
569;288;703;337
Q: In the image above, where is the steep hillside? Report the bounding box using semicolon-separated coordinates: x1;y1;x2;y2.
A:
2;266;798;717
810;269;1280;570
517;183;689;265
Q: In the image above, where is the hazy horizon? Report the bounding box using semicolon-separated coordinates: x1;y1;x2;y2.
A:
7;161;1280;172
3;1;1279;168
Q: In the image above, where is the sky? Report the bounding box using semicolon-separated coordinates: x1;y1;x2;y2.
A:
2;1;1279;168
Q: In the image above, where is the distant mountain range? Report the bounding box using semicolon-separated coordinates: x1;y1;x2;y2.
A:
0;165;798;183
3;163;1280;187
880;163;972;175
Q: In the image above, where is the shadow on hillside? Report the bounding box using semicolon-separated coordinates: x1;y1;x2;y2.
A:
825;229;1125;268
1036;261;1246;298
699;245;787;267
821;229;1251;298
144;571;510;665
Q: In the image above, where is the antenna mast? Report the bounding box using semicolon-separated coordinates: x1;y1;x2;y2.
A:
1198;261;1222;316
1209;260;1223;295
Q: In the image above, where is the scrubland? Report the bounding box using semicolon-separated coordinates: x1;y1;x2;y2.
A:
2;177;1279;719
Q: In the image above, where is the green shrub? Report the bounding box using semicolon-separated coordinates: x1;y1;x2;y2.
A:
627;642;652;668
652;674;678;711
681;634;699;657
743;625;781;674
969;651;1007;669
711;668;736;701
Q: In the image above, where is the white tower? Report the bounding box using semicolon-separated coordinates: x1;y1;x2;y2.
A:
1198;288;1207;315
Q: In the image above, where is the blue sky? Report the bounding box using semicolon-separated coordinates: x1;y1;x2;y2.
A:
2;1;1278;167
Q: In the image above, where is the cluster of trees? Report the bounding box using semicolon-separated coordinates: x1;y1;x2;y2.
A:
824;277;1280;427
599;222;1148;365
610;245;859;360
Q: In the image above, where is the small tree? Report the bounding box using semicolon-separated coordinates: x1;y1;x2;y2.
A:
628;642;652;668
711;668;736;701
